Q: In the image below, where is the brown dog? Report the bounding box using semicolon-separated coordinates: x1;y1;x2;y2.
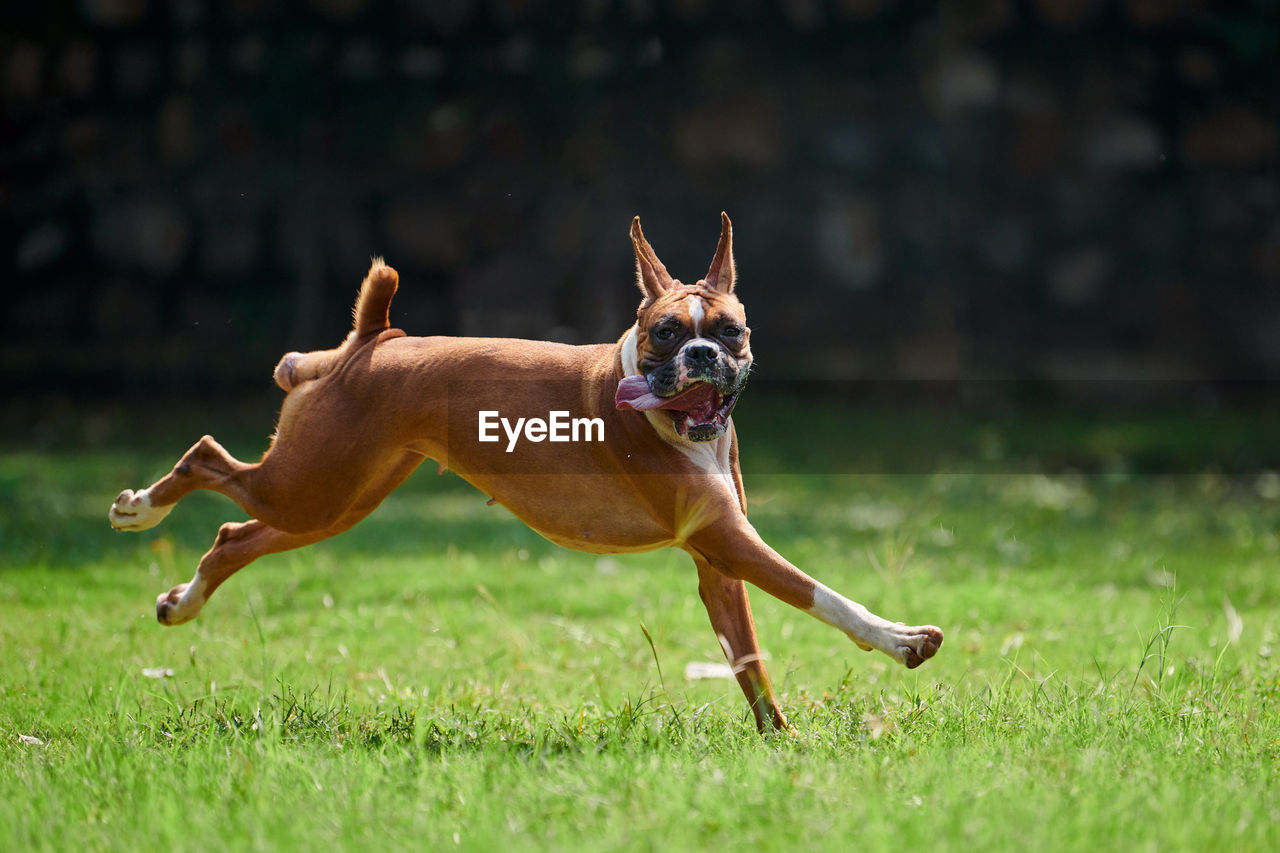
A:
109;213;942;731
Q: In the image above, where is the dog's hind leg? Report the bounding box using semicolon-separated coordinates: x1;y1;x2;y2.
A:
110;260;406;534
110;407;411;535
109;435;248;531
152;451;423;625
109;434;269;531
154;520;325;625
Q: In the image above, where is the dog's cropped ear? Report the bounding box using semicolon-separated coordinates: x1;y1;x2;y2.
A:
631;216;675;303
701;211;736;294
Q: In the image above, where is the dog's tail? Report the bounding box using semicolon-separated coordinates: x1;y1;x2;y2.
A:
273;259;401;392
353;257;398;337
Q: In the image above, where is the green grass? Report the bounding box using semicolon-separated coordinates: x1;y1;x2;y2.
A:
2;407;1280;851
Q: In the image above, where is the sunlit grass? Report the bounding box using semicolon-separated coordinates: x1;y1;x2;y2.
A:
2;417;1279;851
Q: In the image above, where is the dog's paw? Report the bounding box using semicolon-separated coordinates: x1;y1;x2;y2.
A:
893;624;944;669
109;488;173;531
156;583;201;626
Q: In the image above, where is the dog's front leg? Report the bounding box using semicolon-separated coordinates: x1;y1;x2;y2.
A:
688;518;943;670
692;556;792;733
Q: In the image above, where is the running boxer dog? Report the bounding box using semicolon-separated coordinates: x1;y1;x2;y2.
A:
109;213;942;731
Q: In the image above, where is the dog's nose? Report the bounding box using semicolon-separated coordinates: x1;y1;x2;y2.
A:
684;343;718;365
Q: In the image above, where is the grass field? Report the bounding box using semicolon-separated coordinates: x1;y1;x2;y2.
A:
2;402;1279;851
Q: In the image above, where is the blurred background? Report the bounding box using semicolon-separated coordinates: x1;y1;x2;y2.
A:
2;0;1278;465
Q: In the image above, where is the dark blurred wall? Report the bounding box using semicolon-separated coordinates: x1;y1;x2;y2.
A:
3;0;1278;401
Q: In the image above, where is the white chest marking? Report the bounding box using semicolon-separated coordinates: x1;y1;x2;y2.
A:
621;324;641;376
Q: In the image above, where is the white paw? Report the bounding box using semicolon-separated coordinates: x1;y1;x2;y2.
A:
108;488;173;531
888;624;944;669
156;582;204;625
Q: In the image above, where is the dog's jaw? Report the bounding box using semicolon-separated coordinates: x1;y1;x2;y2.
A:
617;325;738;489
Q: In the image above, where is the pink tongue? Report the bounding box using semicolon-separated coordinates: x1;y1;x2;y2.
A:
616;376;718;417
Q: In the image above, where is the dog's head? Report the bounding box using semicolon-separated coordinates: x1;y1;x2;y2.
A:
615;213;751;443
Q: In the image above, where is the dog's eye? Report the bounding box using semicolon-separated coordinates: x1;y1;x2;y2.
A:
722;326;743;339
654;327;676;341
